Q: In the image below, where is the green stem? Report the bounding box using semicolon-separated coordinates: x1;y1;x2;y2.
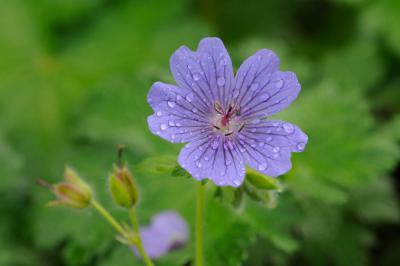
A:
195;182;205;266
129;208;154;266
91;200;125;235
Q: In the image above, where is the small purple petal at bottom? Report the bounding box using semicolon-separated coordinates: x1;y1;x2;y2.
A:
132;210;189;259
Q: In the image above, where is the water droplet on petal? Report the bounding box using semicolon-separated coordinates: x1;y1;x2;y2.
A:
233;179;241;186
186;93;194;102
258;163;268;171
273;147;280;153
204;156;209;161
192;108;198;113
297;142;306;151
177;95;183;101
275;79;284;89
250;140;256;147
160;124;168;130
212;139;219;149
193;73;201;81
171;134;176;139
156;111;162;117
196;161;202;168
168;121;175;126
217;77;225;86
250;83;259;91
283;123;294;133
266;136;273;142
168;101;176;108
261;93;270;101
176;122;182;127
219;57;227;65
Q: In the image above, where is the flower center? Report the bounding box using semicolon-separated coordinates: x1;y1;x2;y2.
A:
212;102;244;136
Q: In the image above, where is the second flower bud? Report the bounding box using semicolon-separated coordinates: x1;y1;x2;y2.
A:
109;164;139;208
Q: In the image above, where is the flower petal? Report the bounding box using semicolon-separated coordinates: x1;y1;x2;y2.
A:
235;120;307;177
147;82;210;143
234;49;300;119
178;136;246;187
170;37;234;109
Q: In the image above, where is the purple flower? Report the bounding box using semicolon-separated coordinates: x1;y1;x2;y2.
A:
147;37;307;187
133;211;188;259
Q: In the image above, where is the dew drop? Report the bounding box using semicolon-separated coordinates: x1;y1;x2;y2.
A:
212;140;219;149
160;124;168;130
186;93;194;102
266;136;273;142
176;95;183;101
258;163;267;171
167;101;176;108
283;123;294;133
273;147;280;153
219;57;227;65
261;93;270;101
171;134;176;139
156;111;162;117
297;142;306;151
250;83;259;91
185;143;191;148
217;77;225;86
233;179;241;186
196;161;202;168
193;73;201;81
204;156;209;161
250;140;257;147
168;120;175;126
275;79;284;89
192;108;198;113
176;122;182;127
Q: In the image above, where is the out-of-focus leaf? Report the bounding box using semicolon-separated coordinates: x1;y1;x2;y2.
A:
350;176;400;223
361;0;400;56
277;82;398;196
321;41;384;91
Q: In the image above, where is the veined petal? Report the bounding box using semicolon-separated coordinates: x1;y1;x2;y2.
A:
147;82;210;143
178;136;246;187
237;120;307;177
170;37;234;110
234;49;300;118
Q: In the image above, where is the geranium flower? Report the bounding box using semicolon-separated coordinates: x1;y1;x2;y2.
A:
132;211;188;259
147;37;307;187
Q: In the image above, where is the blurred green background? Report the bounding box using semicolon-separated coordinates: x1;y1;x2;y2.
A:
1;0;400;265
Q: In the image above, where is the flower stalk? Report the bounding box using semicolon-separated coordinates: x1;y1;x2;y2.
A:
195;181;205;266
129;208;154;266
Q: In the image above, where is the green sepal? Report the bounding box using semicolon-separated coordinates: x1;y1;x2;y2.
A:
244;179;278;208
245;167;281;190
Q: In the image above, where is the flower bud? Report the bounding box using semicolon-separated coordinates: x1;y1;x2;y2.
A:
49;167;93;209
109;164;139;208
